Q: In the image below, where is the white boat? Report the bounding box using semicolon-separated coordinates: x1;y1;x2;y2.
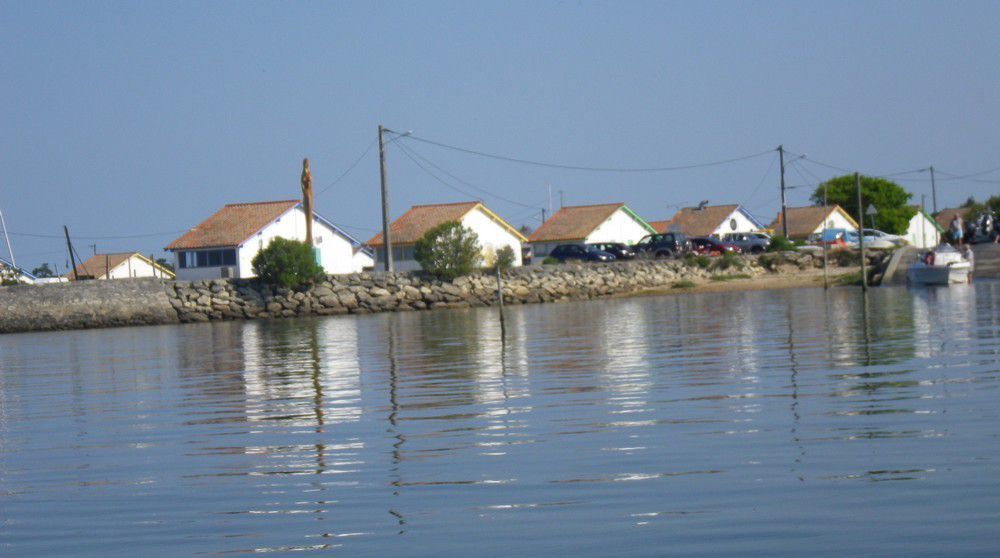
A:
907;244;973;285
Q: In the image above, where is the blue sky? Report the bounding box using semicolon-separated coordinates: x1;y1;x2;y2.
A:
2;1;998;271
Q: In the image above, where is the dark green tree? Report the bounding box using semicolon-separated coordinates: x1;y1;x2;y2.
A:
155;257;175;272
414;221;481;280
251;237;325;289
494;245;516;270
31;263;55;278
811;175;916;235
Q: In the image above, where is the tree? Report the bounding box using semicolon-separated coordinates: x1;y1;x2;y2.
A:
31;263;55;278
494;245;516;269
414;221;481;280
251;237;325;289
811;175;916;235
155;257;175;272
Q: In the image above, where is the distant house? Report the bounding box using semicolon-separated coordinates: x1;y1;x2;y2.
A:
0;256;36;285
366;201;526;272
66;252;175;281
166;200;371;281
647;220;671;234
528;203;656;259
904;208;944;249
657;204;766;238
769;205;859;240
934;206;973;232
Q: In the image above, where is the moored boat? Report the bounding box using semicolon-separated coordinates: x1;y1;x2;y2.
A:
907;244;973;285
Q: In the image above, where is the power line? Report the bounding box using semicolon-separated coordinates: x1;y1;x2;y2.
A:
317;139;378;197
398;142;544;211
403;134;775;172
10;229;189;240
744;153;779;203
394;141;492;203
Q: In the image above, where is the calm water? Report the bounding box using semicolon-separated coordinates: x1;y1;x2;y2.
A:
1;283;999;556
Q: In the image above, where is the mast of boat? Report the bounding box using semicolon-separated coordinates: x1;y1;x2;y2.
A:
0;196;15;267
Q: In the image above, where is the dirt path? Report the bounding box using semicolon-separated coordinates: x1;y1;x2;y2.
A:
627;267;858;297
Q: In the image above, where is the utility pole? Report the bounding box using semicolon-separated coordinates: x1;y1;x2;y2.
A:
541;208;546;224
64;226;79;281
89;243;97;256
855;172;867;291
378;125;393;272
921;194;927;248
559;190;564;209
779;145;788;238
547;184;552;216
929;165;937;215
0;199;14;267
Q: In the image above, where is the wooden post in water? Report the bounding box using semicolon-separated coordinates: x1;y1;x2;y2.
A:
855;172;868;291
822;181;829;289
495;265;506;340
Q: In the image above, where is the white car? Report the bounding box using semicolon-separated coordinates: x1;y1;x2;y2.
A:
861;228;905;248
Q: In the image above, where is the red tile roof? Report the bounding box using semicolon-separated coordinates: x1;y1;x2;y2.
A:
768;205;859;239
367;201;526;246
166;200;299;250
662;204;741;237
647;220;671;234
527;203;627;243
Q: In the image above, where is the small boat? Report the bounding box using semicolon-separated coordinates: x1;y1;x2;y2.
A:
907;244;973;285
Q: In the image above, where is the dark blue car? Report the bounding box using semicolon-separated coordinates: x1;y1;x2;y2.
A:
549;244;616;263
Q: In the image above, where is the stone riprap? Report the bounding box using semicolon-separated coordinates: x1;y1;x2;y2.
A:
166;257;774;323
0;277;179;334
0;251;890;334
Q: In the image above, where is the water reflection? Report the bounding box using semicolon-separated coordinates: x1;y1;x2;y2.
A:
2;283;1000;556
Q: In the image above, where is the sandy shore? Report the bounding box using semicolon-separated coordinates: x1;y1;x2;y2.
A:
628;267;858;297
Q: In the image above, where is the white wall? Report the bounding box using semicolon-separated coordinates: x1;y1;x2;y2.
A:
585;208;652;245
105;255;163;279
372;207;523;271
238;207;356;278
811;210;858;236
353;250;374;271
709;208;761;238
904;213;940;249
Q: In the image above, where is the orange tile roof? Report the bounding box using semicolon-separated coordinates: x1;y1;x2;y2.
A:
768;205;859;239
527;203;628;242
934;206;972;230
166;200;298;250
367;202;479;246
662;204;741;237
647;220;671;234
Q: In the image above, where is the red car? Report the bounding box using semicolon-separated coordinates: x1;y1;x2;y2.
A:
690;237;742;256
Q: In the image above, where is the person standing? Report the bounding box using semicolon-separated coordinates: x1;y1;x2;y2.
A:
951;214;965;246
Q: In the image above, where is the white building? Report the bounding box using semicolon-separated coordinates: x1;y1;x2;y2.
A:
652;204;766;238
66;252;175;281
367;201;526;272
0;256;36;285
769;205;859;240
528;203;656;259
166;200;372;281
904;207;944;248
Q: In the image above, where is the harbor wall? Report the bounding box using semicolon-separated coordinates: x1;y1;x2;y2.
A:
0;250;892;334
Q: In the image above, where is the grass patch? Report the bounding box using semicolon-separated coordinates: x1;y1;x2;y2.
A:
710;273;752;282
671;280;696;289
835;271;863;286
710;250;739;271
683;253;711;269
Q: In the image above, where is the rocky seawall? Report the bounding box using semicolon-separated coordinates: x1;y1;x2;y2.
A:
0;250;893;334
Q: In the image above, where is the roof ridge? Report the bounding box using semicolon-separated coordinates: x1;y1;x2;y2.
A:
556;202;624;210
223;200;299;208
410;201;479;208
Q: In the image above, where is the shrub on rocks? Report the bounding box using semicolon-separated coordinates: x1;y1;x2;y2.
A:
251;237;325;289
767;235;798;252
414;221;481;281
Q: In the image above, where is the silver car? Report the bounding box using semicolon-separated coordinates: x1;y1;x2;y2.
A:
721;232;771;254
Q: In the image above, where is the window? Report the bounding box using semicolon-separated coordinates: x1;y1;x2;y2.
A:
182;249;238;268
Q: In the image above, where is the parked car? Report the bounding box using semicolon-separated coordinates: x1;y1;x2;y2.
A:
690;237;741;256
633;233;691;259
808;228;851;248
721;232;771;253
549;244;616;263
861;228;905;247
587;242;636;260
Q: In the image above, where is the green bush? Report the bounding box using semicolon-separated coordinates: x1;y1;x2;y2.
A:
542;256;560;265
711;250;739;271
767;235;798;252
830;248;861;267
252;237;325;289
494;245;516;270
710;273;752;282
672;280;696;289
414;221;481;280
684;253;711;268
